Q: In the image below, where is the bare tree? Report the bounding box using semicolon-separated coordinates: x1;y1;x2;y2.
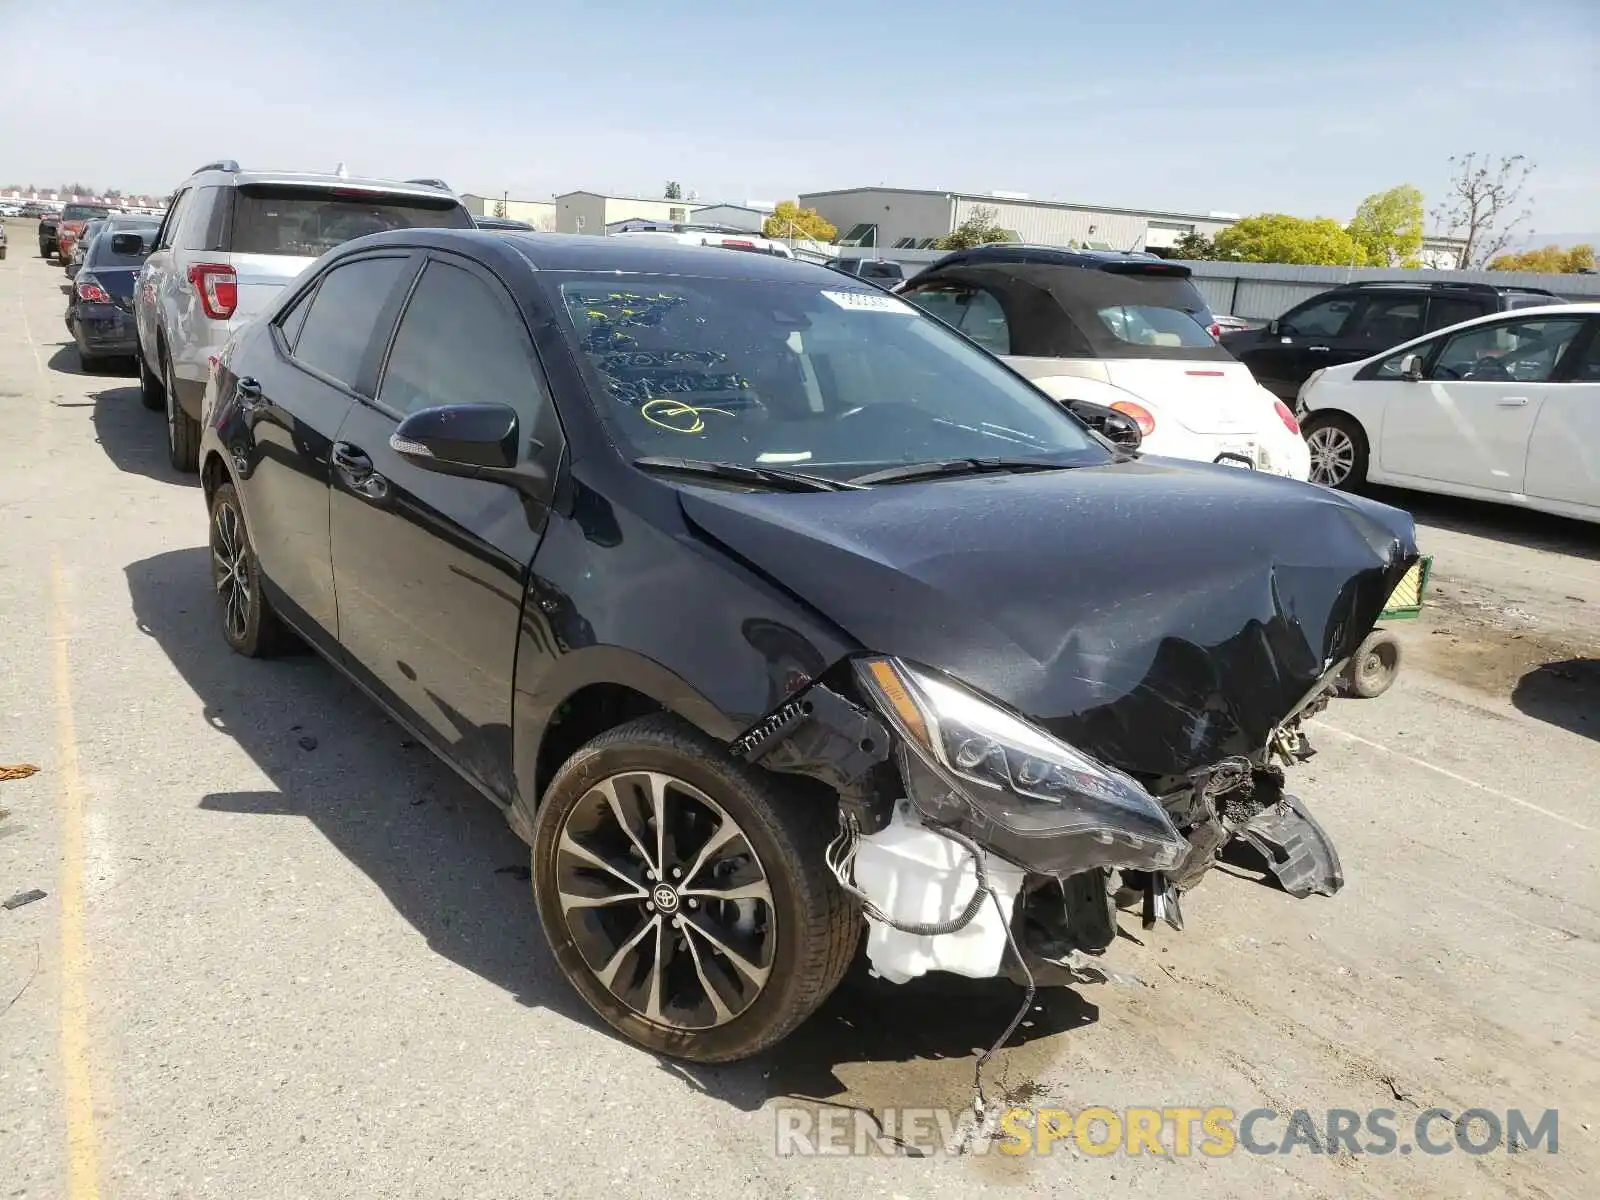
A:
1431;153;1536;268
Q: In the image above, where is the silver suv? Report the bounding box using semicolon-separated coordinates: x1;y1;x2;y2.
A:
134;160;474;470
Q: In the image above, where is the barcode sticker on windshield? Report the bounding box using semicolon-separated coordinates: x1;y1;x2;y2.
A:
820;290;915;314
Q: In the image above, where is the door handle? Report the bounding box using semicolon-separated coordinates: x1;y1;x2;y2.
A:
1308;345;1331;353
1496;397;1530;407
331;442;374;480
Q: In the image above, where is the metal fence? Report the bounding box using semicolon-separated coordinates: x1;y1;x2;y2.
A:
800;247;1600;321
1169;260;1600;320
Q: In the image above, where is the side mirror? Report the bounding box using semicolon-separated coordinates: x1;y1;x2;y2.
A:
389;403;521;477
1399;353;1424;382
1066;399;1143;452
110;232;146;256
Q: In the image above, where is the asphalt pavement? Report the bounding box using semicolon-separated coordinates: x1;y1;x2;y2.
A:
2;229;1597;1198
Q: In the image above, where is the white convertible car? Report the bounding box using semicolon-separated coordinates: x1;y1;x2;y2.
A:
1298;303;1599;523
898;255;1311;480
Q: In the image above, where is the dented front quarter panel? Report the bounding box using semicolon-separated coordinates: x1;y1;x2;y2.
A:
678;458;1419;777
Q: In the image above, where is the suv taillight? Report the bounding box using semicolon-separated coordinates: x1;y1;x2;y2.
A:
187;263;238;320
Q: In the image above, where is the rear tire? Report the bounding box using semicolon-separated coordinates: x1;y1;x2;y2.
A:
163;352;200;473
208;482;293;658
531;714;859;1063
1303;412;1369;491
138;346;164;411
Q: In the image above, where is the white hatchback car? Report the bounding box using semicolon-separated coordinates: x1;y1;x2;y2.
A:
1298;303;1599;523
899;259;1310;479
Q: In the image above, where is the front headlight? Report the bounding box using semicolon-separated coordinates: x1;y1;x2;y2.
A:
854;656;1186;876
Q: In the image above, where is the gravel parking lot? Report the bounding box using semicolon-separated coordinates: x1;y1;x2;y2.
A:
2;227;1596;1199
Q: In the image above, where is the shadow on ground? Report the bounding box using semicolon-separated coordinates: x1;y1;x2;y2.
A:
1512;658;1599;741
1369;484;1600;562
125;543;1102;1117
90;383;197;486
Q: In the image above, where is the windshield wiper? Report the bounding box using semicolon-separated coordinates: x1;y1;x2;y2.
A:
632;456;865;492
847;457;1077;486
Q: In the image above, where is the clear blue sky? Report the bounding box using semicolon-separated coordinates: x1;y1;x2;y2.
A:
3;0;1596;236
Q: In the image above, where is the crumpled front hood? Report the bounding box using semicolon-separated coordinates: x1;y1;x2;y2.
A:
678;459;1418;777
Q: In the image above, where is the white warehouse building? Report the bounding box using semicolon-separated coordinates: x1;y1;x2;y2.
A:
797;186;1239;254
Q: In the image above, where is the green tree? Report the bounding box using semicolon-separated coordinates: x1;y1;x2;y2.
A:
1170;230;1218;260
664;181;683;200
762;200;838;242
1347;185;1425;267
1487;243;1595;273
1213;213;1365;266
936;205;1015;251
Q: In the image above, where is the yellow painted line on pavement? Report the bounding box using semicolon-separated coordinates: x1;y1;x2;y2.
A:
51;557;101;1200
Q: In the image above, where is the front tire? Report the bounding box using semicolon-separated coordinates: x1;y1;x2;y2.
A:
163;352;200;472
209;482;292;658
1303;412;1369;491
1342;629;1401;699
531;714;859;1063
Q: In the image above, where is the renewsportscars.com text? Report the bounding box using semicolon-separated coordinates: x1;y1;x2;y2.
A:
774;1105;1560;1158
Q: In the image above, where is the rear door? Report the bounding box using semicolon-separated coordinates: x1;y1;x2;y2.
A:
1379;313;1589;495
1339;293;1427;362
1525;319;1600;515
238;251;417;649
1424;294;1490;334
329;253;562;796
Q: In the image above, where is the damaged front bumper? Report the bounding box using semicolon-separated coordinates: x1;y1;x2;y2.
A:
739;654;1350;991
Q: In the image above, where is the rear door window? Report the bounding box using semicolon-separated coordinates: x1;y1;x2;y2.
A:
290;256;410;389
229;186;473;256
1345;297;1425;347
1426;296;1488;332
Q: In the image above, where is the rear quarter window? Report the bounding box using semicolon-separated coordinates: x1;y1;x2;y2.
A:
228;187;473;256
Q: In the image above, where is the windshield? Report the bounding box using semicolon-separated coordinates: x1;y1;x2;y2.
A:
550;274;1108;479
230;186;473;256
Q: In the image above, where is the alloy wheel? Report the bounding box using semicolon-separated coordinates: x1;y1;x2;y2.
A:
211;498;252;645
554;771;776;1030
1307;426;1356;487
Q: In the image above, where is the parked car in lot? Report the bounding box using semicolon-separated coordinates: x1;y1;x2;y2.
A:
898;257;1310;478
65;229;155;368
135;160;474;470
474;214;536;231
1222;280;1564;401
0;221;6;261
1299;303;1600;522
53;202;119;264
198;230;1417;1062
67;214;159;279
39;210;61;258
610;227;795;257
824;256;906;287
907;245;1223;335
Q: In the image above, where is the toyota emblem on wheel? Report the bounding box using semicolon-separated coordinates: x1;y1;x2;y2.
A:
652;883;680;913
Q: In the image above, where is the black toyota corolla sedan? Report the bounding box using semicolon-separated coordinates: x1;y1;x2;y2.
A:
199;230;1418;1063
